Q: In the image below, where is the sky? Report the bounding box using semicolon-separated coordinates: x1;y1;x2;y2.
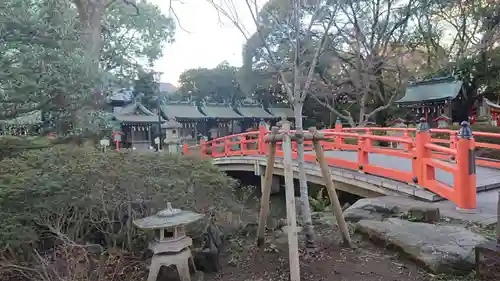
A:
149;0;263;86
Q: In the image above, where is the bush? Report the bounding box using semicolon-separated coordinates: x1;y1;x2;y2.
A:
465;124;500;159
0;136;52;160
341;129;390;147
432;124;500;159
0;145;242;260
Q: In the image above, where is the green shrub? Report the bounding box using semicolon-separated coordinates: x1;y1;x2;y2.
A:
309;188;330;212
0;145;241;260
433;124;500;159
341;130;389;147
467;124;500;159
0;136;52;160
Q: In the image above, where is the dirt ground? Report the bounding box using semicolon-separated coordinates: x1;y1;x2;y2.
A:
204;224;438;281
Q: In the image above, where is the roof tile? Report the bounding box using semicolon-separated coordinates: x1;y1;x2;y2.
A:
161;104;206;119
237;106;276;118
396;80;463;104
200;106;243;119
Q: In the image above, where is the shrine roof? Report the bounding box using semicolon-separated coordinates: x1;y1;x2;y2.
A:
396;77;463;104
485;98;500;110
199;103;244;119
266;106;295;119
161;102;206;119
113;103;163;124
237;106;276;119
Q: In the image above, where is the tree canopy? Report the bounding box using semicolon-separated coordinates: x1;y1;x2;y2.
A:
208;0;500;126
177;61;245;105
0;0;93;120
0;0;176;135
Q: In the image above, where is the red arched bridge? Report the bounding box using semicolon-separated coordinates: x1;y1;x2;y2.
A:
183;122;500;211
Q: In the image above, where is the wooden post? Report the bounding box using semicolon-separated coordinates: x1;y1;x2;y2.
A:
309;127;352;247
280;120;301;281
256;127;279;247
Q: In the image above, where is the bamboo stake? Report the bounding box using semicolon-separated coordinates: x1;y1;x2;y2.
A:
309;127;352;247
256;127;279;247
281;120;301;281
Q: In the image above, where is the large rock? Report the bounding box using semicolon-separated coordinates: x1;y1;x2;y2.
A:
343;198;401;222
407;206;440;223
356;218;488;273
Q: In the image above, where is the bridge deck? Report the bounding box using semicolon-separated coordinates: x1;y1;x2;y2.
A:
313;150;500;192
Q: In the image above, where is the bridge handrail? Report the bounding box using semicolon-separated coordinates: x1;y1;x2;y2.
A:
324;124;500;167
183;123;481;210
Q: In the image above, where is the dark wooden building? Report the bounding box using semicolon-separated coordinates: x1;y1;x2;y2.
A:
112;102;164;150
395;76;467;126
235;99;277;131
160;101;208;142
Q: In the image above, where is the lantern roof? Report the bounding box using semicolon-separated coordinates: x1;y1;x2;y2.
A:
133;203;204;229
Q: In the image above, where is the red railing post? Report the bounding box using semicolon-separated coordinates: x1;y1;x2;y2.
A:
364;128;372;150
449;131;457;149
258;125;266;154
212;139;217;157
224;137;231;156
403;129;412;152
183;143;189;154
335;118;344;148
240;135;247;155
200;139;207;158
414;118;431;185
357;135;369;172
455;121;476;210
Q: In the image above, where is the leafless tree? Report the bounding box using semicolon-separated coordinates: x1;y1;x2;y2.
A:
309;0;423;127
206;0;342;247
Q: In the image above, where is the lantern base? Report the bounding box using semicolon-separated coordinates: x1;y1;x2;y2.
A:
147;247;195;281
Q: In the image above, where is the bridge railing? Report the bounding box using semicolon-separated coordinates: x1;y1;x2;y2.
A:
328;123;500;169
183;122;480;210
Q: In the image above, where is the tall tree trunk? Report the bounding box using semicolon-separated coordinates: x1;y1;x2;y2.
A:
80;11;103;69
294;102;316;248
71;0;107;132
74;0;105;70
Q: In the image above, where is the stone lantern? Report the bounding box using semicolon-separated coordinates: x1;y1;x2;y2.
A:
162;118;182;153
134;202;204;281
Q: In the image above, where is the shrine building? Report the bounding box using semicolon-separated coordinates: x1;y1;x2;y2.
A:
395;76;466;127
474;97;500;126
110;100;164;150
107;89;295;149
